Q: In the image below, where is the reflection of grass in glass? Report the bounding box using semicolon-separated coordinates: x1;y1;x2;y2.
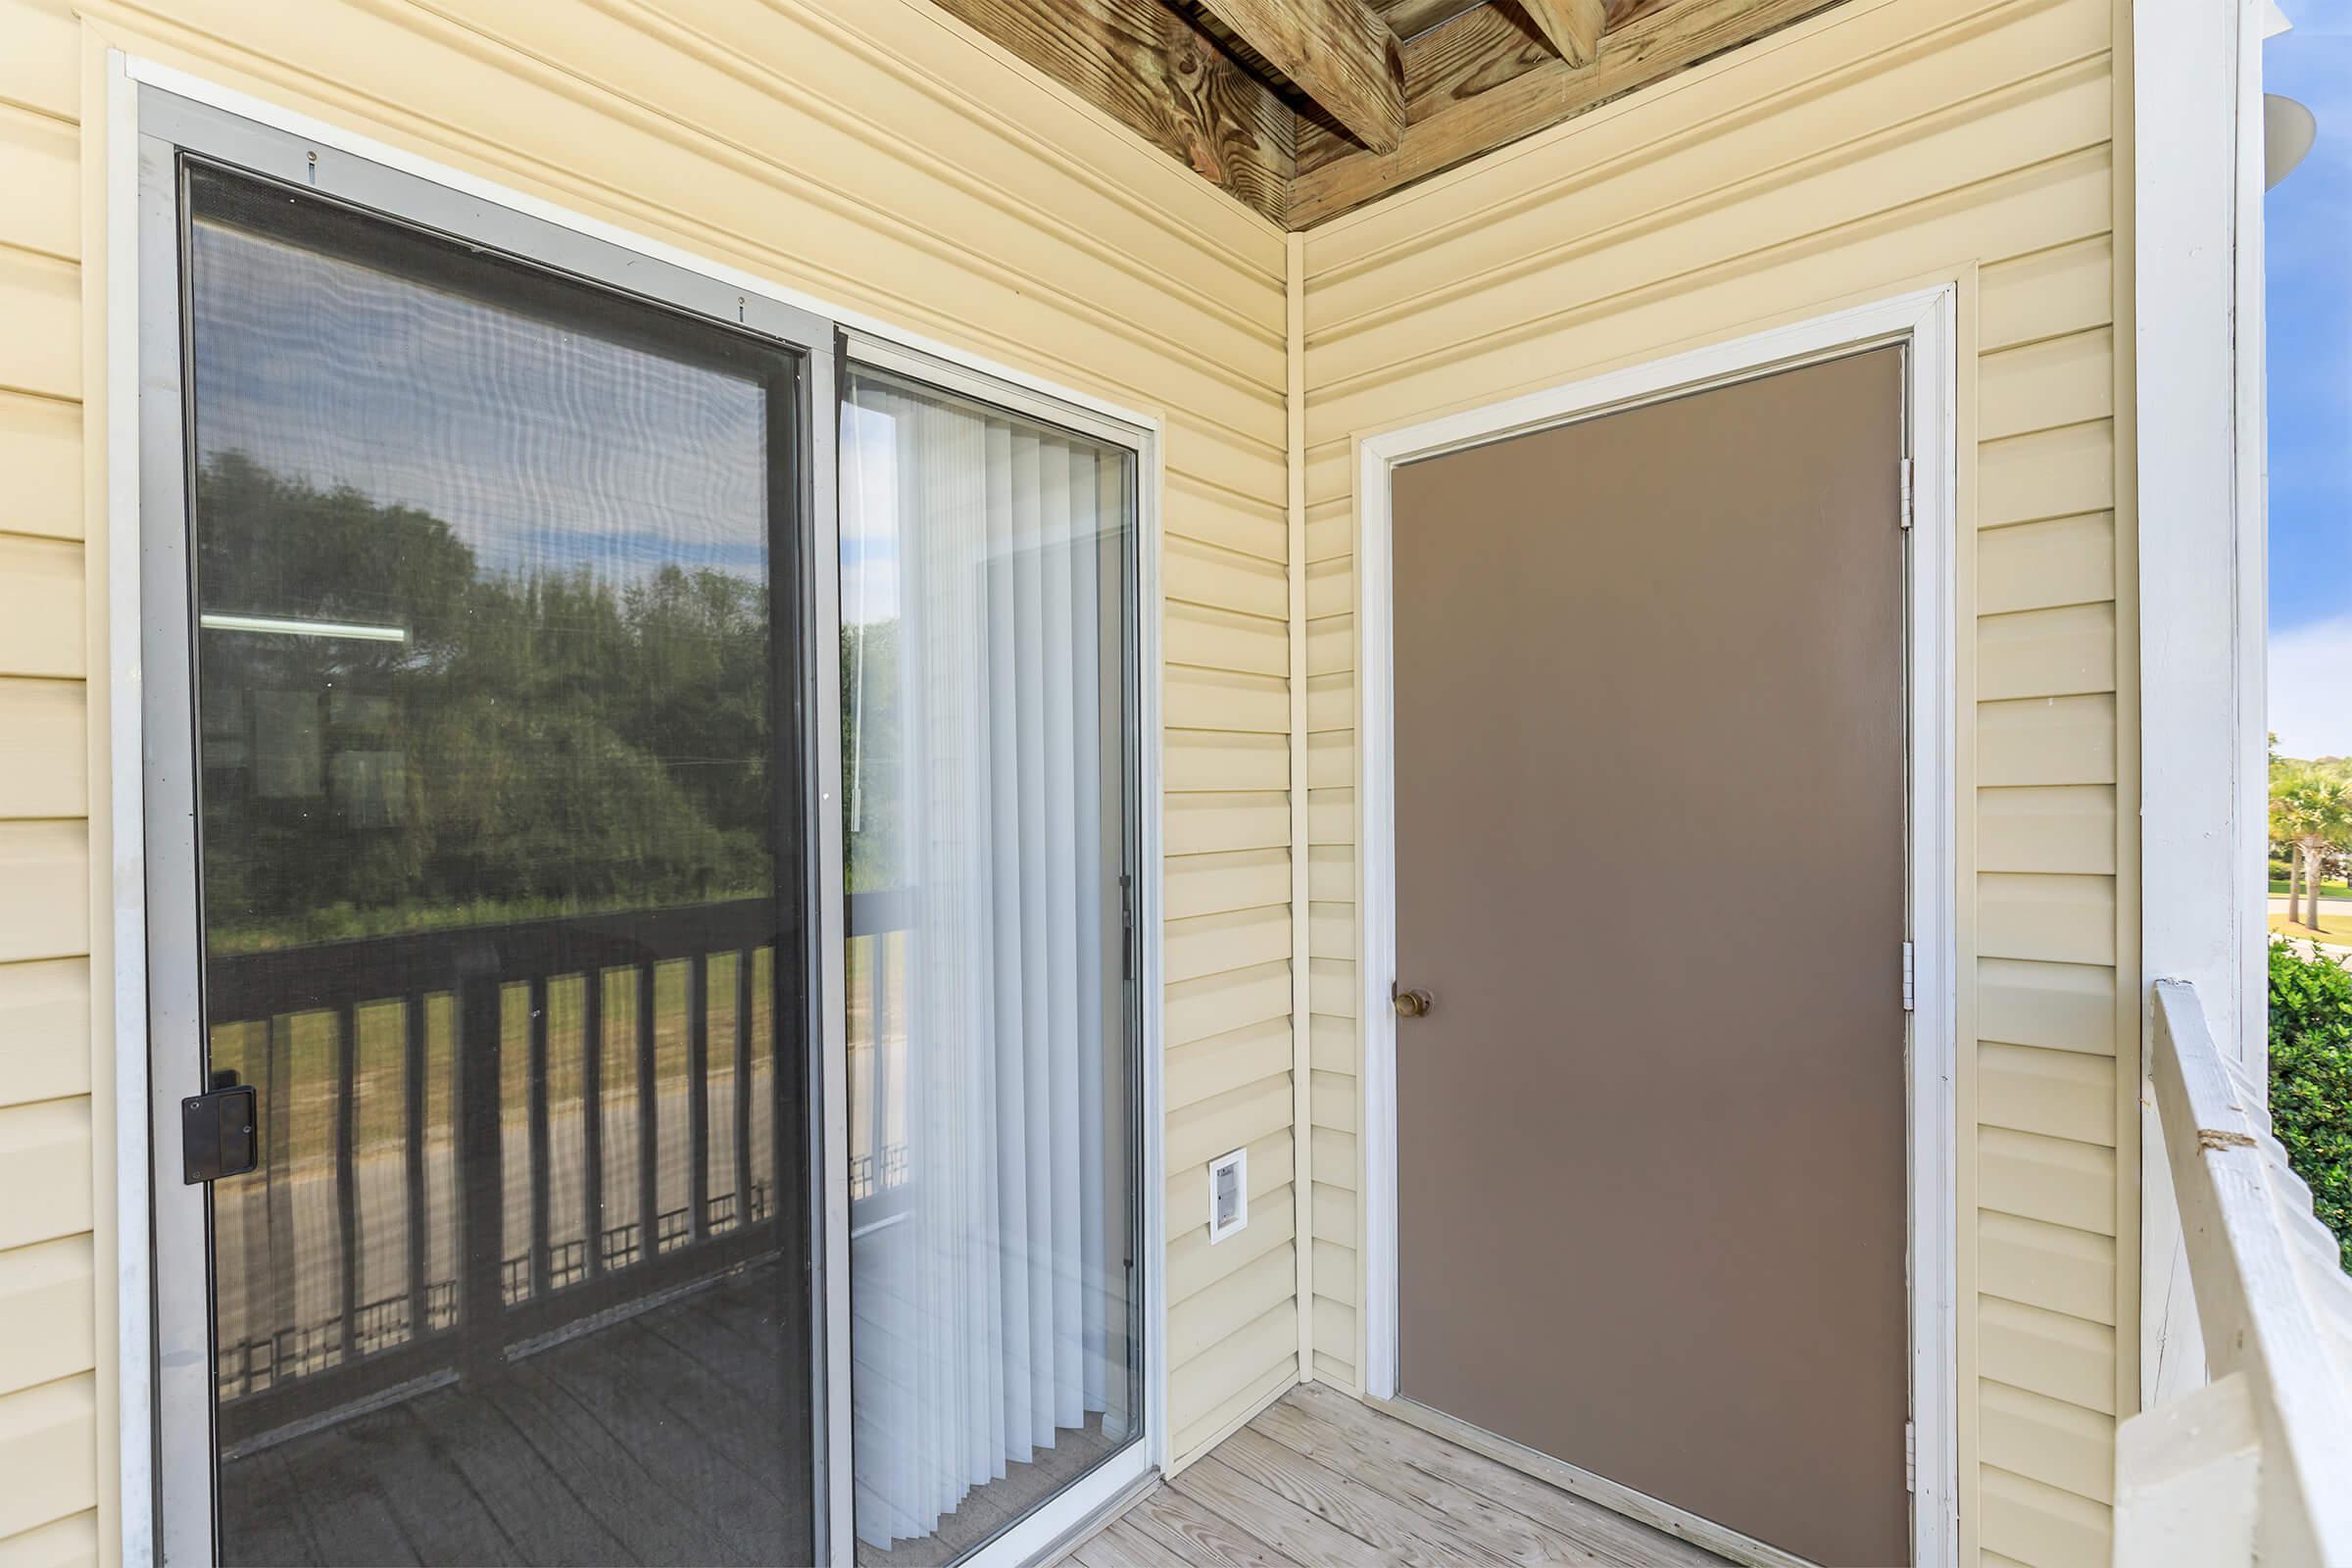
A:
203;931;906;1179
207;889;772;956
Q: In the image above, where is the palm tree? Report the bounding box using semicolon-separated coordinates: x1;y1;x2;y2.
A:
2272;770;2352;930
2274;788;2306;926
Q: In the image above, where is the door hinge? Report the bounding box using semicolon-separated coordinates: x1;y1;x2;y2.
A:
1905;1420;1917;1493
1899;458;1915;530
1901;941;1916;1012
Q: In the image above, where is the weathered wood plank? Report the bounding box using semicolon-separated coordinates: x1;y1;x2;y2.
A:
1375;0;1489;39
1169;1452;1410;1564
1292;0;1853;222
928;0;1296;221
1074;1515;1202;1568
1249;1396;1618;1565
1286;1385;1725;1566
1125;1482;1303;1568
1205;1427;1493;1568
1195;0;1407;153
1521;0;1608;65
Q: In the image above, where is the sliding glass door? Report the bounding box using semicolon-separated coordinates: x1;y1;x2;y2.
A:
839;364;1144;1564
143;90;1150;1568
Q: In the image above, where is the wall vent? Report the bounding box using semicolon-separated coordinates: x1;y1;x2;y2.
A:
1207;1148;1248;1244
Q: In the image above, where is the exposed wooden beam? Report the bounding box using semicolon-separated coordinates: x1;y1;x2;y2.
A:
1517;0;1606;66
1193;0;1408;153
930;0;1296;222
1290;0;1849;224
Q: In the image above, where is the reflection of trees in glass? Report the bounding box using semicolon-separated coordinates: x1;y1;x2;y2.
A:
196;453;773;950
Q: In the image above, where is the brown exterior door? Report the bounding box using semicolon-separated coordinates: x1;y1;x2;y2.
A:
1390;349;1911;1567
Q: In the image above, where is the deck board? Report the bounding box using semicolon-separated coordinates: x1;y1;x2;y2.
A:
219;1262;808;1566
1096;1387;1728;1568
221;1284;1728;1568
1202;1428;1493;1568
220;1250;1130;1566
1247;1396;1614;1567
1075;1521;1200;1568
1122;1484;1303;1568
1171;1454;1420;1566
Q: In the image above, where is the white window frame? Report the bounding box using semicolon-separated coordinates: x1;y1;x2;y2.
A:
1353;285;1960;1568
105;54;1167;1568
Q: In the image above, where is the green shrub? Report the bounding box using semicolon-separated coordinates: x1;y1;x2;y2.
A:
2268;939;2352;1271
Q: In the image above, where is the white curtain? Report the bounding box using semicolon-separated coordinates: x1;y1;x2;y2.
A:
844;371;1132;1551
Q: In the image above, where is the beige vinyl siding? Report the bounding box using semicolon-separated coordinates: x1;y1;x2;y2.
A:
1297;0;2132;1558
0;0;2160;1548
0;0;99;1556
0;0;1300;1549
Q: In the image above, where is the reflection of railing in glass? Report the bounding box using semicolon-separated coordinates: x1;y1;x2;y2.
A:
847;889;913;1216
201;895;894;1450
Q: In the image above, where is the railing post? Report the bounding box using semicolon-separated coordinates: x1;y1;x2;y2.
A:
334;1002;360;1367
266;1014;295;1382
2114;1371;2260;1567
403;994;428;1342
582;968;605;1281
689;953;710;1241
869;931;892;1194
526;974;551;1303
636;959;659;1260
734;950;754;1229
456;958;506;1385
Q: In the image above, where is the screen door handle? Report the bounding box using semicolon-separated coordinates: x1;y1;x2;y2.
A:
183;1073;260;1184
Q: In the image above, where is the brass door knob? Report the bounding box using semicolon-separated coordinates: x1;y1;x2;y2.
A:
1392;984;1434;1018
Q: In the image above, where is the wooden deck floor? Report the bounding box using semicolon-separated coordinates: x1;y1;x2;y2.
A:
219;1261;812;1566
1073;1384;1730;1568
218;1252;1133;1568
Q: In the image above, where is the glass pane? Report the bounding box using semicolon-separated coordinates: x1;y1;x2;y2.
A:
183;162;813;1565
842;368;1141;1562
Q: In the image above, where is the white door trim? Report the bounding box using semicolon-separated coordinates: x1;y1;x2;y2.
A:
1355;285;1960;1568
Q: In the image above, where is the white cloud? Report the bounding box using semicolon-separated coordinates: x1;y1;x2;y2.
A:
2271;615;2352;759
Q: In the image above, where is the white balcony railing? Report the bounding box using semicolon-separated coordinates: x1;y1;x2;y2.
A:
2114;981;2352;1565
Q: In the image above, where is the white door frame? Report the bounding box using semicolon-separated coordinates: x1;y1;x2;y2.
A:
1354;286;1959;1568
106;54;1169;1568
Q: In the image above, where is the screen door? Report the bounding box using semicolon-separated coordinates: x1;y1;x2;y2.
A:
1390;349;1913;1566
145;146;825;1566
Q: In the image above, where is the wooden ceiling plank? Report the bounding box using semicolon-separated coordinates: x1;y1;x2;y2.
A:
930;0;1296;222
1291;0;1848;224
1194;0;1409;154
1517;0;1607;65
1375;0;1492;40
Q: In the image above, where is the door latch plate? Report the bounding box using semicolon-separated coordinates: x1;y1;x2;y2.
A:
182;1083;259;1184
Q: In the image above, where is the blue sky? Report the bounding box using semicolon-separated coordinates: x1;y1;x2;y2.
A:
2267;5;2352;758
191;217;772;586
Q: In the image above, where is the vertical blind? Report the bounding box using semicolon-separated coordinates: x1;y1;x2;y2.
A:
842;368;1139;1551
